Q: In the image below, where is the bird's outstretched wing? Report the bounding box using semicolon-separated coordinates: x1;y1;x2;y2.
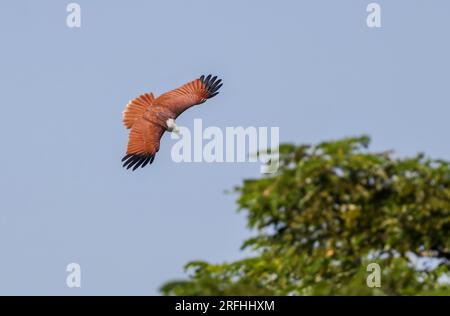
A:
154;74;223;117
121;117;165;171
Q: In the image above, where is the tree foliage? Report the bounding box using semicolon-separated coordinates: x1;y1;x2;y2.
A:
161;136;450;295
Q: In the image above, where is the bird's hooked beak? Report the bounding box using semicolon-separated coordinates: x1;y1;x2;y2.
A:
166;118;181;136
172;126;181;136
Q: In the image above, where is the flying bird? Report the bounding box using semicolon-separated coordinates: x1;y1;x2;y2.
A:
121;75;223;170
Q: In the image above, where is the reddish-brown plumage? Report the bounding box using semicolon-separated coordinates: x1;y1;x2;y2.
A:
121;75;222;170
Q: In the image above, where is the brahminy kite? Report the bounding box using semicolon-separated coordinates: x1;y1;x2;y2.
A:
121;75;223;170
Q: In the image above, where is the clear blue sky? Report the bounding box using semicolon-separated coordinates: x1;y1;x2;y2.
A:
0;0;449;295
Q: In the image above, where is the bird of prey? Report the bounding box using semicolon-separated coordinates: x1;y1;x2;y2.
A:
121;75;223;170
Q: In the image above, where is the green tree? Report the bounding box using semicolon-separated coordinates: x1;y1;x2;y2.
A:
161;136;450;295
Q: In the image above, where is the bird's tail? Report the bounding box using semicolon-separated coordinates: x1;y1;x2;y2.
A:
122;93;155;129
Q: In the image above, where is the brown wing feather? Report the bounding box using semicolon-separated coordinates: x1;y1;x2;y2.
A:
122;117;165;170
154;75;223;117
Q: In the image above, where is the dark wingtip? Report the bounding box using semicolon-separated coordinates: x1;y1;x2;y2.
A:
200;74;223;98
121;154;132;162
122;154;155;171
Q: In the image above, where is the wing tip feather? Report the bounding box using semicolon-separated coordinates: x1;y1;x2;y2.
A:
199;74;223;98
122;153;155;171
